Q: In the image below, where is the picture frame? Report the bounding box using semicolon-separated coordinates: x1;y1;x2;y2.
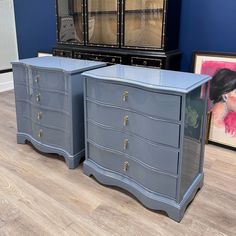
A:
192;51;236;149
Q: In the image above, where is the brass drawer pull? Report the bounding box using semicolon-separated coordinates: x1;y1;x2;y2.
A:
111;58;116;63
36;94;41;102
123;139;129;150
143;60;147;66
37;112;42;120
38;129;43;138
35;76;39;83
123;161;129;172
122;91;128;101
123;116;129;126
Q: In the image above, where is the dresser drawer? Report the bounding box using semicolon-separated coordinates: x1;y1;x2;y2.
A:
87;123;179;175
40;126;71;151
31;89;69;111
32;68;68;92
32;121;70;150
31;106;70;131
88;143;177;199
87;101;180;148
131;57;162;68
86;79;181;121
32;121;42;143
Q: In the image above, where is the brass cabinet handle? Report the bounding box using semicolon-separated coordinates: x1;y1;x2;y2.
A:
36;94;41;102
122;91;128;101
38;129;43;138
35;76;39;83
111;58;116;63
143;60;147;66
123;161;129;172
123;116;129;126
37;112;42;120
123;139;129;150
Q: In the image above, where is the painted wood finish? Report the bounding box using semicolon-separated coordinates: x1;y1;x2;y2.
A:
12;56;106;168
0;90;236;235
83;64;211;221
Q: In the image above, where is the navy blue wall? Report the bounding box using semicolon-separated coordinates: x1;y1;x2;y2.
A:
13;0;236;71
180;0;236;71
13;0;56;59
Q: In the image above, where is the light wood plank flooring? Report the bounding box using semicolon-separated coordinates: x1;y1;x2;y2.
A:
0;90;235;236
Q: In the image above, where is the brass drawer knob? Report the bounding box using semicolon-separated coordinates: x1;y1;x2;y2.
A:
143;60;147;66
123;116;129;126
36;94;41;102
123;161;129;172
37;112;42;120
35;76;39;83
122;91;128;101
111;58;116;63
123;139;129;150
38;129;43;138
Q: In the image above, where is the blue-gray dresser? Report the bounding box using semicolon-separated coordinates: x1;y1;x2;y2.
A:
82;64;211;221
12;56;106;169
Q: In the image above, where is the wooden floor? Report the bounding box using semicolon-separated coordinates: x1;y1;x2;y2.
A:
0;90;235;236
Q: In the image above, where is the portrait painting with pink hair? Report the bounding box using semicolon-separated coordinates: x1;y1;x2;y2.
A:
200;59;236;148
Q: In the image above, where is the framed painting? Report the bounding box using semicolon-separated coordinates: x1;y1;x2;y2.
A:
193;51;236;149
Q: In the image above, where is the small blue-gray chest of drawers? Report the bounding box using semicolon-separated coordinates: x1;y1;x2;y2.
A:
82;64;211;222
12;56;106;169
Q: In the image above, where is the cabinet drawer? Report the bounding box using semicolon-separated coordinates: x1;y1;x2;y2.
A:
87;101;180;148
41;126;70;151
87;123;179;175
32;68;68;92
131;57;162;68
31;89;69;111
32;121;42;143
86;79;181;121
88;143;177;199
74;52;122;64
31;106;70;131
53;49;72;58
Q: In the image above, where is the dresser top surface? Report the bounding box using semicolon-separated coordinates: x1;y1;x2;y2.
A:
82;64;211;93
12;56;106;74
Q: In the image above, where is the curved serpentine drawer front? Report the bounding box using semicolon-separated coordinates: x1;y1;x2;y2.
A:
32;68;68;92
88;143;177;199
87;122;179;175
30;119;70;150
31;106;70;131
14;84;69;112
30;89;69;112
86;79;181;122
87;101;180;148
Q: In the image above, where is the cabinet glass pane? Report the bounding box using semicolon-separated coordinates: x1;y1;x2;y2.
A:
87;0;118;46
57;0;83;43
124;0;164;48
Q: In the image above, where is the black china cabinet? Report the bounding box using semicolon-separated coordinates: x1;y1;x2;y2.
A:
54;0;181;70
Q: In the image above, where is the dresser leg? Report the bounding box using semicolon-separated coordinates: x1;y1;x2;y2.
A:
17;133;27;144
64;150;85;169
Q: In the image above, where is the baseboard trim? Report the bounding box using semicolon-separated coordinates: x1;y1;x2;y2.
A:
0;72;14;92
0;69;12;74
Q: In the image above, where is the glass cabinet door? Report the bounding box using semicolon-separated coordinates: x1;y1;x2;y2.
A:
123;0;165;49
87;0;119;46
57;0;84;44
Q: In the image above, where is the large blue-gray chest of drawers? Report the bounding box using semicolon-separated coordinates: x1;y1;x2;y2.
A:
12;56;106;168
82;64;211;222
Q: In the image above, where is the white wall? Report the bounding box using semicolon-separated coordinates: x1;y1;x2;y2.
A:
0;0;18;70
